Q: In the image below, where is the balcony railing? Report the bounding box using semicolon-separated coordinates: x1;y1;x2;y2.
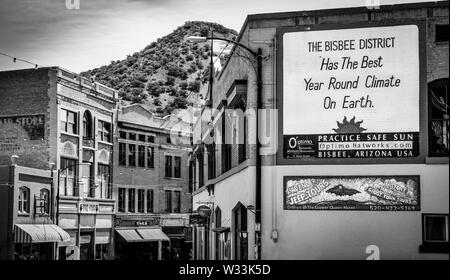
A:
82;137;94;148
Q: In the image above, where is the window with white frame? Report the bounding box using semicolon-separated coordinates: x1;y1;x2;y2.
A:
39;188;50;215
98;120;111;142
60;158;77;196
61;109;77;134
18;187;30;214
97;164;111;199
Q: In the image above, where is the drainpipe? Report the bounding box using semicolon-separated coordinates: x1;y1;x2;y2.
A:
255;48;262;260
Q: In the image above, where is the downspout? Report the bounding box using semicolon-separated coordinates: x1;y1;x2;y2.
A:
255;48;262;260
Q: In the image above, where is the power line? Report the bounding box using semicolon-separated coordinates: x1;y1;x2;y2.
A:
0;51;40;69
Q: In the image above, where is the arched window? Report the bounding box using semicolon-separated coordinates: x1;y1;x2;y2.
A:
428;78;449;156
83;110;93;139
232;202;247;260
40;189;50;214
18;187;30;214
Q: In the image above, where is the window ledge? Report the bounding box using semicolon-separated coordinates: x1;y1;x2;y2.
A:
98;140;113;146
425;157;449;164
60;131;79;138
419;242;449;254
164;177;182;180
17;212;30;217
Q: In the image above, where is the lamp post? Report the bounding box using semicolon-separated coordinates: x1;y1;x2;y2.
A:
187;35;263;260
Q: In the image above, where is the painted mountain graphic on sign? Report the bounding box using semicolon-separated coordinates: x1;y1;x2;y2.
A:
326;184;360;196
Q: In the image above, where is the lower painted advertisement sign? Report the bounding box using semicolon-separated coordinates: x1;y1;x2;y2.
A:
284;176;420;211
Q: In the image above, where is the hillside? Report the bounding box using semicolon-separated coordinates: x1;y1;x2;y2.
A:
81;21;237;116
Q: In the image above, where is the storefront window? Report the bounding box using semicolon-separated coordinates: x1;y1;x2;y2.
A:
14;243;52;260
95;244;110;260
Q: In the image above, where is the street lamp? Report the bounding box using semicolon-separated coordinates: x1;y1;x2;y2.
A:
187;35;263;260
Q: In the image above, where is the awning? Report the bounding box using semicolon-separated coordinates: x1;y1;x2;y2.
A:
116;228;170;242
137;228;170;242
116;229;143;242
14;224;71;243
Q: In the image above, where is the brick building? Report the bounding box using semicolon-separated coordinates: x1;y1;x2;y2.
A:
113;104;192;260
191;1;448;260
0;67;118;260
0;163;70;260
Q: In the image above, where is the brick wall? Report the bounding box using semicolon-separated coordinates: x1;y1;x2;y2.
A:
112;111;192;215
0;68;51;169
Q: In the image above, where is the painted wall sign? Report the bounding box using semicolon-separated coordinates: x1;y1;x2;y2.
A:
284;176;420;211
0;115;45;141
282;25;420;159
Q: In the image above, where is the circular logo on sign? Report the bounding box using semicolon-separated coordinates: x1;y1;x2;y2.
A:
197;205;211;217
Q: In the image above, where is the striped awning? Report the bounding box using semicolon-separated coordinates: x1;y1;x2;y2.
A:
116;228;170;242
116;229;143;242
14;224;71;243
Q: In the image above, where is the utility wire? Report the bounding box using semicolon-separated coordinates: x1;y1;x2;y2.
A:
0;51;40;69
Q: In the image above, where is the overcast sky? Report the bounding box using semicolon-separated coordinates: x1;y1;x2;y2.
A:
0;0;435;73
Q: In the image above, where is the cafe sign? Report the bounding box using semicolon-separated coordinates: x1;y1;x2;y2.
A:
284;176;420;211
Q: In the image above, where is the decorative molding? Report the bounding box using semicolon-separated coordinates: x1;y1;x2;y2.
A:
61;141;78;158
98;149;110;164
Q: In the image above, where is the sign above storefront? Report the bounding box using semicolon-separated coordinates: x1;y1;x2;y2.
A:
115;217;160;227
281;24;421;160
189;214;207;225
284;176;420;211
